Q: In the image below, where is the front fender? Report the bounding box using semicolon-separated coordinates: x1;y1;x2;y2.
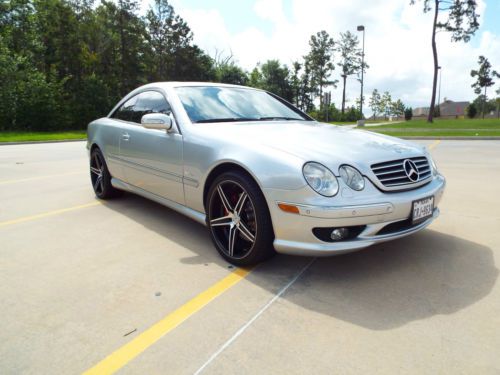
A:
183;133;306;213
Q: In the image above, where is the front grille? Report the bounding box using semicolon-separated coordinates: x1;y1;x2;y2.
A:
371;156;431;189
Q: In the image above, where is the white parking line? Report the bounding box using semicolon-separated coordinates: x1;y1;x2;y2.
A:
194;257;317;374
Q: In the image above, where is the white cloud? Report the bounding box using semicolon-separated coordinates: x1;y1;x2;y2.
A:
254;0;285;24
171;0;500;112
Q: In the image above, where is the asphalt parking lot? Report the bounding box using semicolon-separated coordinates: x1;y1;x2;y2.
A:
1;140;499;374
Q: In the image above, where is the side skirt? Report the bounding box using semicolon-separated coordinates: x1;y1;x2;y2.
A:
111;177;207;226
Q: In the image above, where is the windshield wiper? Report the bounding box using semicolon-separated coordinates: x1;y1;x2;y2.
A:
194;117;257;123
258;116;305;121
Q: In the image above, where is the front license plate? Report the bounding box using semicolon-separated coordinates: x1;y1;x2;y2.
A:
412;196;434;224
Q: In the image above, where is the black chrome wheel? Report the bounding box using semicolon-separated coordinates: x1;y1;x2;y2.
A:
89;148;122;199
90;151;105;196
207;171;274;265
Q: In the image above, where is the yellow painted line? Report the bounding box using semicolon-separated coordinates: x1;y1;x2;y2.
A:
428;139;441;150
0;201;102;227
0;171;85;186
83;267;252;375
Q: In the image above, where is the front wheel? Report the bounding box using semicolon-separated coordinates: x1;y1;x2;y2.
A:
207;171;275;266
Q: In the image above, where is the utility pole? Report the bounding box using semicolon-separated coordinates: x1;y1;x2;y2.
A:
357;25;365;124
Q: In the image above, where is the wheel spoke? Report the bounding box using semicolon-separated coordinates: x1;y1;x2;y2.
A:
234;192;248;215
228;225;237;256
90;167;101;175
210;215;232;227
238;222;255;243
93;175;102;192
95;154;102;170
217;185;233;213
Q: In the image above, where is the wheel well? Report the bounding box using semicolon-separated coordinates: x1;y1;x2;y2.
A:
90;143;100;154
203;163;260;209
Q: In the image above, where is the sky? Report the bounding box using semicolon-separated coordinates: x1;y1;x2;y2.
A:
156;0;500;112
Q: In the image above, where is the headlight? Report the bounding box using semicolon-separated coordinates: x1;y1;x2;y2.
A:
303;162;339;197
428;155;438;176
339;165;365;191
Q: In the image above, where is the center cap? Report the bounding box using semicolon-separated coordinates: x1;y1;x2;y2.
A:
233;214;240;226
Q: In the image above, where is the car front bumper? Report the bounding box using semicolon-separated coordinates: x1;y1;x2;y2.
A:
264;174;446;256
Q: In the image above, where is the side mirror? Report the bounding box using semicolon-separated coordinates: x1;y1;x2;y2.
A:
141;113;172;131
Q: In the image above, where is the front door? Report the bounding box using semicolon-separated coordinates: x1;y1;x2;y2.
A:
117;90;184;204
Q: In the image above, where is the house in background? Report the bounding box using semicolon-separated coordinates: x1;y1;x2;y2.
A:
439;99;469;117
413;99;470;118
413;106;430;116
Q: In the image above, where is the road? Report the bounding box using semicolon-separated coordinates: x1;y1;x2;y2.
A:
1;140;499;374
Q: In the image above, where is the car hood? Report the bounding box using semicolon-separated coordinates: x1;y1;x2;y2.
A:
205;121;426;174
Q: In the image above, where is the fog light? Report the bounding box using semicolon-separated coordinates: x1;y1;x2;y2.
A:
331;227;349;241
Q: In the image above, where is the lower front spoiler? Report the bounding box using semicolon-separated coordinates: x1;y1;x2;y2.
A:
273;208;439;256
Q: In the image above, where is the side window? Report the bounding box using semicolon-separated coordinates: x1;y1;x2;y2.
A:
112;95;138;122
132;91;172;123
111;91;171;124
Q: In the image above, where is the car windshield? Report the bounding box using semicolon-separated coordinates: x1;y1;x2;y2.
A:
175;86;309;123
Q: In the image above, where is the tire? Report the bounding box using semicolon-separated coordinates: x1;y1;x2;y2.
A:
207;171;275;266
90;147;122;199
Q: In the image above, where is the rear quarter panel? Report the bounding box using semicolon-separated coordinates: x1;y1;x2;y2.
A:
87;118;125;180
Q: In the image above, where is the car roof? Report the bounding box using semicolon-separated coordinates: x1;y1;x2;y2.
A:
139;81;263;91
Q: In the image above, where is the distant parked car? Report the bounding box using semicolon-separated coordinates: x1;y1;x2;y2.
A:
87;82;446;265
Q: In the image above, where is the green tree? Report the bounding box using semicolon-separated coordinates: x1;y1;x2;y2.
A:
296;62;315;112
470;55;500;118
466;102;477;118
336;31;365;114
304;30;336;109
391;99;405;118
472;95;496;117
380;91;392;120
290;61;302;107
169;44;214;81
344;106;362;122
145;0;200;81
212;52;247;85
411;0;479;123
404;107;413;121
248;66;262;87
257;60;293;102
100;0;147;95
0;39;67;131
369;89;381;120
214;62;247;85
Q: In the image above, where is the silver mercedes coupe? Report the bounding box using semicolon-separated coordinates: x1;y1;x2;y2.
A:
87;82;446;265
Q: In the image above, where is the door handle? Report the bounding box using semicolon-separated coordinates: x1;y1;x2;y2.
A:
122;132;130;141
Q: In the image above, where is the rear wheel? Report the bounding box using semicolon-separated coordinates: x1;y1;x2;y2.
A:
90;148;122;199
207;171;275;266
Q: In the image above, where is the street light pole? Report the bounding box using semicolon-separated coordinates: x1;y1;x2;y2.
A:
357;25;365;119
437;66;442;117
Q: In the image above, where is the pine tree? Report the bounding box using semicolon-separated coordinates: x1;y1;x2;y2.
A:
411;0;479;123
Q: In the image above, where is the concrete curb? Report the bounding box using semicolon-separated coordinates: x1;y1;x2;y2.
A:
0;139;86;146
399;136;500;140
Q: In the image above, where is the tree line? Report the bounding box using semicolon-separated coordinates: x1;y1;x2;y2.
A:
0;0;370;131
368;90;409;120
